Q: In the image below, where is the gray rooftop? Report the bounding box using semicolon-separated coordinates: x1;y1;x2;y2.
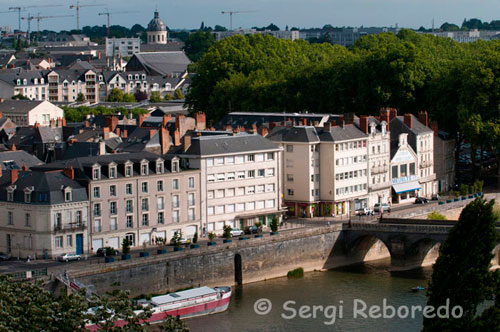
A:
267;126;320;143
183;133;280;156
0;150;43;170
0;100;45;114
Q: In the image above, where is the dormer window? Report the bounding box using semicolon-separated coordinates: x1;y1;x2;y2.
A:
156;161;163;174
34;78;38;84
141;74;146;80
7;186;15;202
135;74;139;80
128;74;132;80
98;75;103;81
125;163;133;177
40;78;44;84
171;159;179;173
141;162;149;175
109;166;116;178
92;166;101;180
64;187;72;202
165;83;171;90
24;187;33;203
23;79;27;85
16;79;21;85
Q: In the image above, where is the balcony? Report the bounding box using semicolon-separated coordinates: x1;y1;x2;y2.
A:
419;161;433;168
371;166;388;175
54;222;86;232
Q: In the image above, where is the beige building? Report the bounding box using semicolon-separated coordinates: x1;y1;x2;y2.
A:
147;9;168;45
0;100;64;126
179;133;283;234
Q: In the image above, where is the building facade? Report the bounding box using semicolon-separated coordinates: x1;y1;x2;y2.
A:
105;37;141;58
147;10;168;45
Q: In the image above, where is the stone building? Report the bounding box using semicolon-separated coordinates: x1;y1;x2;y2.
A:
147;9;168;45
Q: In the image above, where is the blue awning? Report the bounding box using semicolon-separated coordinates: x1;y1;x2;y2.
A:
392;181;421;194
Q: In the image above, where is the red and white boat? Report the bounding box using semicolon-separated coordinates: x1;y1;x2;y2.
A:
86;286;231;331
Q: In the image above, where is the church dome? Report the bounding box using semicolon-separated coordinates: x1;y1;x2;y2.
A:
147;10;167;32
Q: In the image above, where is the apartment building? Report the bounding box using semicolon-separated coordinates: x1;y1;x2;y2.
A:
0;168;89;259
178;133;283;234
38;152;201;252
0;100;64;126
0;70;48;101
390;133;420;203
105;37;141;58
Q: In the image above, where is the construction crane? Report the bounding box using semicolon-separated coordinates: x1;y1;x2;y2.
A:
8;5;62;31
221;10;257;31
22;13;74;33
98;9;133;36
70;1;104;30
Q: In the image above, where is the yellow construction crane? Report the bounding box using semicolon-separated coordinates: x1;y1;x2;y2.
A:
98;9;133;36
221;10;257;31
70;1;104;30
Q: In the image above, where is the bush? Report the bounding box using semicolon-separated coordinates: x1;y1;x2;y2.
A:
460;184;469;196
173;89;184;100
105;247;115;256
474;180;484;192
107;88;124;102
170;231;182;247
427;211;447;220
122;93;136;102
270;217;279;232
223;225;232;240
255;221;263;234
121;238;130;255
149;91;162;103
287;267;304;278
208;232;216;242
193;232;198;244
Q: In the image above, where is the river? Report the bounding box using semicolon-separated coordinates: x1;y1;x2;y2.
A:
186;259;433;332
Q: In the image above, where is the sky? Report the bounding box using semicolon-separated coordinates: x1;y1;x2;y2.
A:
1;0;500;32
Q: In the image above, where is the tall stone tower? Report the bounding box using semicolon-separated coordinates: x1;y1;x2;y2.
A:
147;9;167;44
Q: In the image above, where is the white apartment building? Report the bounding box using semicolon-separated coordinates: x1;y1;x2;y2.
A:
390;133;420;204
105;37;141;58
0;100;64;126
180;133;283;234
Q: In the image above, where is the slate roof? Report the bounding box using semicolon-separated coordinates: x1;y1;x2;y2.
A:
0;70;47;86
116;127;164;152
0;170;88;204
318;124;368;142
6;127;35;147
0;100;44;114
389;115;433;153
267;126;320;143
216;112;331;130
0;150;43;170
126;52;191;76
182;133;280;156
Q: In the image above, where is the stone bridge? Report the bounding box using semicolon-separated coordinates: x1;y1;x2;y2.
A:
341;219;500;270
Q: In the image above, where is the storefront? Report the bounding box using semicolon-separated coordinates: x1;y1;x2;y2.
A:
392;179;421;204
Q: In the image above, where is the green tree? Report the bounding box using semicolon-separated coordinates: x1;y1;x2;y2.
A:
149;91;162;103
423;198;499;331
11;94;29;100
122;93;136;102
76;93;86;102
223;225;232;240
164;93;173;101
107;88;124;102
173;89;184;100
121;238;130;255
183;31;216;62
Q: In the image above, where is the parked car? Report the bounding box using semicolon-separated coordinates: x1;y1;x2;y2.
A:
355;207;373;216
0;252;10;261
96;247;119;257
415;197;429;204
374;203;391;213
244;226;259;234
230;228;244;237
57;253;81;262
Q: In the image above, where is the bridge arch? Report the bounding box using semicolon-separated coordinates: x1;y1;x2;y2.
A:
402;238;441;269
346;235;392;265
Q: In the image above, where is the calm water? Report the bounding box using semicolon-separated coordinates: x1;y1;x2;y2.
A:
186;260;432;332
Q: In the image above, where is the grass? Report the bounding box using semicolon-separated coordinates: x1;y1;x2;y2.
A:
427;211;447;220
287;267;304;278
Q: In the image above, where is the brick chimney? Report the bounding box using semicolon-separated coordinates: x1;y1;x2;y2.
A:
174;129;181;146
84;120;89;128
104;116;119;132
183;134;191;152
250;124;257;133
22;163;28;171
115;127;120;137
103;127;110;140
63;166;75;180
430;121;438;136
161;127;170;154
195;112;206;130
175;115;186;136
56;117;61;127
138;114;145;127
302;118;307;126
404;114;412;129
259;127;268;137
389;108;398;121
162;114;172;128
122;129;128;139
50;118;56;127
62;118;66;127
10;169;18;184
419;111;429;126
149;129;156;139
10;144;16;151
380;108;390;124
360;116;369;134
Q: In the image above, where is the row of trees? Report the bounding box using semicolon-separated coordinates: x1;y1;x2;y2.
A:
440;18;500;31
63;105;148;123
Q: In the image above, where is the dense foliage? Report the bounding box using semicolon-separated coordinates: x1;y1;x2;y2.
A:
63;106;148;122
423;198;500;331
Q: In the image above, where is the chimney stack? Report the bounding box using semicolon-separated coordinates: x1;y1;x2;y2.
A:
430;121;438;136
175;115;186;136
103;127;110;140
195;112;206;130
138;114;145;127
250;124;257;133
259;127;268;137
360;116;369;134
115;127;120;137
149;129;156;139
160;127;170;154
389;108;398;121
84;120;89;128
122;129;128;139
174;129;181;146
183;134;191;152
10;169;18;184
419;111;429;126
22;163;28;171
162;114;171;128
63;166;75;180
302;118;307;126
10;144;16;151
404;114;413;129
62;117;66;127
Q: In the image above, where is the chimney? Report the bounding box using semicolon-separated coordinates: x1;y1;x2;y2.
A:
430;121;438;136
10;169;18;184
175;115;186;136
360;116;369;134
161;127;170;154
0;111;2;119
0;98;4;103
104;116;119;131
419;111;429;126
313;121;319;127
259;127;268;137
103;127;110;140
50;118;56;127
195;112;206;130
183;134;191;152
250;124;257;133
302;118;307;126
99;140;106;155
344;112;355;124
389;108;398;121
138;114;145;127
331;120;337;127
63;166;75;180
10;144;16;151
56;117;61;127
62;118;66;127
404;114;412;129
149;129;156;139
22;163;28;171
122;129;128;139
338;114;344;123
174;129;181;146
162;114;171;128
84;120;89;128
115;127;120;137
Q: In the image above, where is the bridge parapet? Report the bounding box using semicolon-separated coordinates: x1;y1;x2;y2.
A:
344;222;452;234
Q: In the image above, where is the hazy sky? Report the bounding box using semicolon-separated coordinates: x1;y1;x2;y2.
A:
1;0;500;32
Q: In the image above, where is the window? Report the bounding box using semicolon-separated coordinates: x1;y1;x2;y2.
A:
216;173;225;181
266;168;275;176
109;167;116;179
126;200;133;213
93;167;100;180
392;165;398;178
75;211;82;225
188;193;195;206
156;162;163;174
67;235;73;247
246;202;255;210
215;157;224;165
157;197;164;210
237;171;245;179
208;206;214;215
227;172;235;180
286;145;293;152
173;210;180;223
172;195;179;208
208;190;214;199
94;219;101;233
286;159;293;168
110;185;116;197
188;208;195;221
55;213;61;228
207;158;214;166
236;203;245;211
55;236;63;249
237;187;245;196
207;174;215;183
216;205;225;214
141;182;148;193
126;183;132;195
93;187;100;198
126;216;133;228
172;160;179;172
410;163;416;176
248;170;255;178
142;198;149;211
215;189;224;198
226;156;234;164
93;203;101;217
287;189;294;196
157;180;164;192
172;179;179;190
125;165;132;177
236;155;244;164
141;163;148;175
110;218;117;231
142;214;149;226
188;177;195;188
267;152;274;160
400;164;408;177
7;190;13;202
258;169;265;177
255;153;264;162
257;185;265;193
248;154;255;162
246;186;255;194
25;213;30;227
25;191;32;203
110;202;117;215
256;200;265;209
266;184;275;192
266;199;275;208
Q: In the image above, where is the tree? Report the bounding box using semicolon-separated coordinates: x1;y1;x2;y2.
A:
164;93;173;101
134;90;148;102
266;23;280;31
440;23;460;31
121;238;130;255
214;25;227;32
11;94;29;100
223;225;232;240
122;93;136;102
107;88;124;102
270;217;279;232
173;89;184;100
149;91;162;103
183;31;216;62
76;93;86;102
423;198;499;331
170;231;182;248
